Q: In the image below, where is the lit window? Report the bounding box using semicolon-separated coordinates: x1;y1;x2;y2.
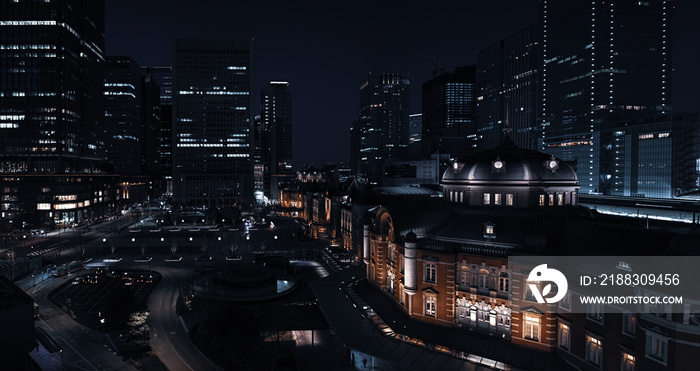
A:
557;193;564;206
586;335;603;367
37;203;51;210
548;194;555;206
484;222;495;237
494;193;501;205
558;322;571;350
539;194;545;206
524;315;540;341
506;194;514;206
621;352;635;371
425;295;436;317
483;193;491;205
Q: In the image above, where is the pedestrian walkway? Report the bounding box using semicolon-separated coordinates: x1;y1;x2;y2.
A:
29;341;63;371
310;267;478;371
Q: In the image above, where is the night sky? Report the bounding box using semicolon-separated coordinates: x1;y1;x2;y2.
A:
106;0;700;169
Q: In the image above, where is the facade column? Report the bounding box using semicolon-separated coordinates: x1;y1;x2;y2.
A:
404;231;418;315
363;222;370;264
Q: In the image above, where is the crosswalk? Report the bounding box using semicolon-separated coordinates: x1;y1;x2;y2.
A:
27;240;69;257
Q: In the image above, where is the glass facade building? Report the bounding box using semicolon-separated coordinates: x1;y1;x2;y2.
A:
601;113;698;198
353;73;410;185
0;0;106;172
140;69;161;177
143;65;173;194
0;0;125;230
421;66;476;159
477;25;539;151
172;38;254;208
104;56;141;175
260;81;293;202
539;0;672;194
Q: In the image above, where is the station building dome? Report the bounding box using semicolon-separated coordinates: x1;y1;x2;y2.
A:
441;136;580;208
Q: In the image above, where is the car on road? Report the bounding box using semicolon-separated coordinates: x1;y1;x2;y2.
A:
72;277;81;285
165;256;182;262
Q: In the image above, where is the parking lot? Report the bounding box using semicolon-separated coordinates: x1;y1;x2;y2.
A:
50;269;161;329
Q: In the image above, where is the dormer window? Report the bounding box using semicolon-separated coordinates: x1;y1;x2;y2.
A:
545;156;559;172
484;221;495;238
506;193;514;206
492;157;505;172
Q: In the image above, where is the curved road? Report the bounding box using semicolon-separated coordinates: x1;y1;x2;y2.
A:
31;275;138;371
147;264;222;371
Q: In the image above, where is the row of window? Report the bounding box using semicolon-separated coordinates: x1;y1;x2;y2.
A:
557;320;666;369
483;192;514;206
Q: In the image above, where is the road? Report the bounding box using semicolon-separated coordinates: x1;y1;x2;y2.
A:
30;274;138;371
146;264;222;371
18;210;325;371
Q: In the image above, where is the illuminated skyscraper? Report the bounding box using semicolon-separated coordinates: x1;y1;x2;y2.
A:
0;0;106;171
0;0;122;230
143;65;173;193
173;39;254;208
260;81;293;202
477;26;539;151
353;73;410;185
104;56;142;175
421;66;476;159
539;0;672;194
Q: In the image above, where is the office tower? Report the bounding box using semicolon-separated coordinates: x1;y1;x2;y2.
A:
409;113;422;144
421;66;476;159
477;25;540;151
260;81;293;202
253;115;264;202
173;39;254;208
140;69;161;177
0;0;105;169
540;0;672;194
104;56;142;175
600;113;698;198
0;0;123;230
147;65;173;104
354;73;410;185
143;65;173;194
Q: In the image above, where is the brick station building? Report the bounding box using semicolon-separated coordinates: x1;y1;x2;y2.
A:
361;136;698;370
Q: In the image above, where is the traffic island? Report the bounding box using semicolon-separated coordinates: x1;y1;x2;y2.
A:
47;269;165;370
